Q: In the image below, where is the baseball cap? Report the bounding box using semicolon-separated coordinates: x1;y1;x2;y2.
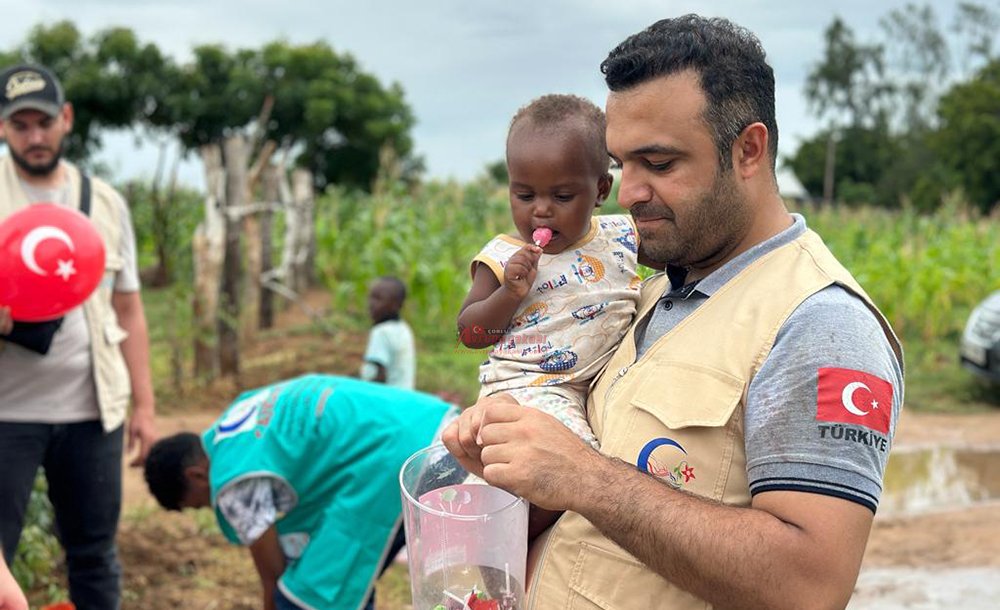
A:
0;64;65;120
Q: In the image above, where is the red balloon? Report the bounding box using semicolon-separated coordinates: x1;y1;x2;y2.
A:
0;203;106;322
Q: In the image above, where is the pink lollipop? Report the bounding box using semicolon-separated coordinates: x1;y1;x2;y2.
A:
532;227;552;247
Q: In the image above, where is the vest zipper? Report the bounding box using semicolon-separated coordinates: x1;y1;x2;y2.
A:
600;365;631;432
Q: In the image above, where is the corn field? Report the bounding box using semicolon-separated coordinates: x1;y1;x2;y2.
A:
799;195;1000;342
314;179;513;343
315;182;999;348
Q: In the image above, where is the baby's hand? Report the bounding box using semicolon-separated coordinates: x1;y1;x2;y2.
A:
503;245;542;299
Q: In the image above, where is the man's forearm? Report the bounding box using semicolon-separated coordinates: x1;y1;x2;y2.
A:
261;580;277;610
570;455;858;610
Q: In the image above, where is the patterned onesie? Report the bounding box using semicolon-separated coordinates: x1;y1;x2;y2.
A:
471;214;641;447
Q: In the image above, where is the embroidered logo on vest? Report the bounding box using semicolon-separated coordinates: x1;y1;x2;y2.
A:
637;437;697;489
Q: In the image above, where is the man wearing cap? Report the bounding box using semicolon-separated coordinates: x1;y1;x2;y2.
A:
0;63;156;610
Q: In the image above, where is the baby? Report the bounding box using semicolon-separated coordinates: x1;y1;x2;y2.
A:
457;94;641;447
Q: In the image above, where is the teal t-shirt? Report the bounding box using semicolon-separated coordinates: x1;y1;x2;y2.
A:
202;374;451;610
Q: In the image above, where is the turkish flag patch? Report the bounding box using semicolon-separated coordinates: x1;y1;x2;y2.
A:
816;367;893;435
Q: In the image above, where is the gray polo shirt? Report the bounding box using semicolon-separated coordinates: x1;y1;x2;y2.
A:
636;214;903;512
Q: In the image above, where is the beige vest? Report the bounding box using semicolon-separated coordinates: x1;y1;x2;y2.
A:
0;156;132;431
526;229;901;610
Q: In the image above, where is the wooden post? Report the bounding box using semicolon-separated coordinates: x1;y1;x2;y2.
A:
192;143;226;379
290;168;314;293
259;163;280;329
219;135;248;378
239;140;277;339
241;206;262;343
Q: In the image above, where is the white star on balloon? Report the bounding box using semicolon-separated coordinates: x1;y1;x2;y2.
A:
870;400;879;410
55;259;76;281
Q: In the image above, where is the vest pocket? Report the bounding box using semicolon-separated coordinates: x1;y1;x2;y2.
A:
567;542;708;610
630;361;743;428
102;254;124;289
622;362;746;502
98;310;131;406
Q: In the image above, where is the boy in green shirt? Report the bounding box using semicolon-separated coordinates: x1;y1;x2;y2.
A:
145;374;458;610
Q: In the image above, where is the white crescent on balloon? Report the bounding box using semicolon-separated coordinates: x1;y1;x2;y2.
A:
841;381;870;416
20;225;75;276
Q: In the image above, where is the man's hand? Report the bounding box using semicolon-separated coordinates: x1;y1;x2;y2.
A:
441;396;491;478
503;245;542;299
443;393;600;511
127;406;156;467
0;557;27;610
0;306;12;336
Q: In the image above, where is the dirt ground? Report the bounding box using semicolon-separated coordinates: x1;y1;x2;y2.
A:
114;401;1000;608
38;290;1000;609
849;410;1000;609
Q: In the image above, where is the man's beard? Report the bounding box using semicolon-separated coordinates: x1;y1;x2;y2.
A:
633;170;750;268
10;143;63;177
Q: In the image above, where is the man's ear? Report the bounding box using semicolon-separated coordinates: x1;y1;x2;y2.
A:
733;122;769;180
60;102;74;133
597;172;613;206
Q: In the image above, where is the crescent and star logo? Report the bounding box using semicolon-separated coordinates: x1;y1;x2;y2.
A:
21;225;77;281
636;437;696;489
816;367;893;436
841;381;878;416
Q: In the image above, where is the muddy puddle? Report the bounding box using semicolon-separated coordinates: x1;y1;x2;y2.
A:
880;443;1000;516
850;567;1000;609
850;443;1000;608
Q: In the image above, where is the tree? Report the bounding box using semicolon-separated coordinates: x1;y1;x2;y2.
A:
785;124;898;205
879;3;950;132
804;17;889;204
151;40;418;191
795;4;999;210
0;22;171;162
951;2;1000;78
933;58;1000;212
805;17;889;129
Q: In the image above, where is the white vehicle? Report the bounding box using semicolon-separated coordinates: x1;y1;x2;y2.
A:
960;290;1000;384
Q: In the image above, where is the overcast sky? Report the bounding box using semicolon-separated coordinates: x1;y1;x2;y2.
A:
0;0;967;189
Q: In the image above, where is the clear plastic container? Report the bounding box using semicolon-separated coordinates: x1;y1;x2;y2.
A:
400;443;527;610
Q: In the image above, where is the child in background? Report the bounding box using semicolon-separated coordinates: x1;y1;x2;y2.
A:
458;94;641;448
360;276;416;389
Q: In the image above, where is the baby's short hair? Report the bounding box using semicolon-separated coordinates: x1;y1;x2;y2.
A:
508;94;609;176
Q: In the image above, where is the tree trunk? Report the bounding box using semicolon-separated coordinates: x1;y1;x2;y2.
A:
259;164;280;329
149;141;171;287
241;208;262;343
193;144;226;379
290;169;314;293
219;135;248;378
823;131;838;206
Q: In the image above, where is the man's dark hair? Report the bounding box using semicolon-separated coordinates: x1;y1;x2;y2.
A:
144;432;205;511
376;276;407;303
508;94;609;176
601;15;778;172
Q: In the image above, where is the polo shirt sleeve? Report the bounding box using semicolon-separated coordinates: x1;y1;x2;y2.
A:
744;285;904;513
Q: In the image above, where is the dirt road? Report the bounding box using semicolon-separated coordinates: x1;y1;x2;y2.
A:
111;406;1000;609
